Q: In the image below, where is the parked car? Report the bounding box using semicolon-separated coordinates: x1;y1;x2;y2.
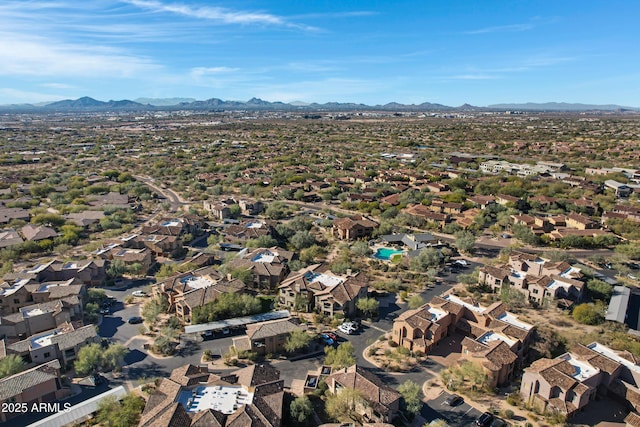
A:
99;307;110;315
338;322;357;335
444;394;463;406
490;417;507;427
132;290;148;297
202;330;214;340
454;259;469;266
320;334;335;346
128;316;143;324
325;332;338;341
475;412;495;427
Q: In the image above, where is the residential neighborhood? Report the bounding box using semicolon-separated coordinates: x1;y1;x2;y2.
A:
0;109;639;427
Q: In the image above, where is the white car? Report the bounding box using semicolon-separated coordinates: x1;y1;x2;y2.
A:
132;290;148;297
454;259;469;266
338;322;357;335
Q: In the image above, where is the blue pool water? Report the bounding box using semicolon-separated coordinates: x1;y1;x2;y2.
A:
374;248;404;260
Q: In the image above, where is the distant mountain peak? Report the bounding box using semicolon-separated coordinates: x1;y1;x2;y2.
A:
0;96;637;113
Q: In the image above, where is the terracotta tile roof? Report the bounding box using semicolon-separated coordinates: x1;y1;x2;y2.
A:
483;301;506;318
571;345;622;375
625;411;640;427
224;364;281;389
191;410;225;427
481;266;510;281
548;397;577;414
169;364;212;386
139;363;284;427
327;365;401;416
480;341;518;371
246;318;301;340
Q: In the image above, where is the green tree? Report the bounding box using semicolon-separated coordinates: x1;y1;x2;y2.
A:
350;241;371;257
103;344;129;372
410;248;442;271
454;230;476;254
191;293;264;324
106;260;126;278
324;342;356;369
572;303;604;325
398;379;423;417
408;295;425;309
324;387;365;423
500;284;526;310
0;354;26;379
87;288;108;306
586;278;613;302
290;230;317;250
74;343;104;376
95;393;145;427
356;297;380;318
284;329;313;354
85;302;99;322
289;395;314;424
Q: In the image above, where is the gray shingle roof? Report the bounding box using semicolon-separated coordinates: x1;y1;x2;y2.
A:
0;359;61;400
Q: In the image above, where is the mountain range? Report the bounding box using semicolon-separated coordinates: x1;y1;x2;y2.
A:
0;96;638;113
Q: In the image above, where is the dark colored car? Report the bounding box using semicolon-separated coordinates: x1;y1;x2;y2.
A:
444;394;464;406
490;417;507;427
475;412;495;427
128;316;143;324
325;332;338;341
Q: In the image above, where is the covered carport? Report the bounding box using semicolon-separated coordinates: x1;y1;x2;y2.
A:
184;309;291;336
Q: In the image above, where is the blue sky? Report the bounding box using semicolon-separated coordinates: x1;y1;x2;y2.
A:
1;0;639;106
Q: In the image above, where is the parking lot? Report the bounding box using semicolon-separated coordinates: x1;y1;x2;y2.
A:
422;391;484;426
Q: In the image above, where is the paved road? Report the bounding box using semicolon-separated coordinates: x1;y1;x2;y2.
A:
135;175;187;212
423;391;484;426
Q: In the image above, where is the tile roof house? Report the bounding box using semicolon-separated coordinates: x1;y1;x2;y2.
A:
222;220;275;243
3;322;98;368
138;363;284;427
332;215;378;240
392;294;533;387
278;264;367;318
8;259;107;287
0;359;69;423
0;207;30;225
232;318;303;355
226;247;295;290
20;224;58;242
519;342;640;417
65;210;105;227
325;365;401;424
478;251;585;306
402;204;450;228
0;228;24;248
0;298;79;339
153;266;246;323
99;247;154;276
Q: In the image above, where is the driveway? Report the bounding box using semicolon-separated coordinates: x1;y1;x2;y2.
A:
423;391;483;427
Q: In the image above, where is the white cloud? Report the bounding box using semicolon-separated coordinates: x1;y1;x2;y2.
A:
124;0;317;30
253;78;387;103
464;23;535;35
190;67;240;77
447;74;499;80
0;31;159;77
0;88;67;104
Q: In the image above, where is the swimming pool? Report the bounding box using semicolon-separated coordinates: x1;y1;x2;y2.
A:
374;248;404;260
